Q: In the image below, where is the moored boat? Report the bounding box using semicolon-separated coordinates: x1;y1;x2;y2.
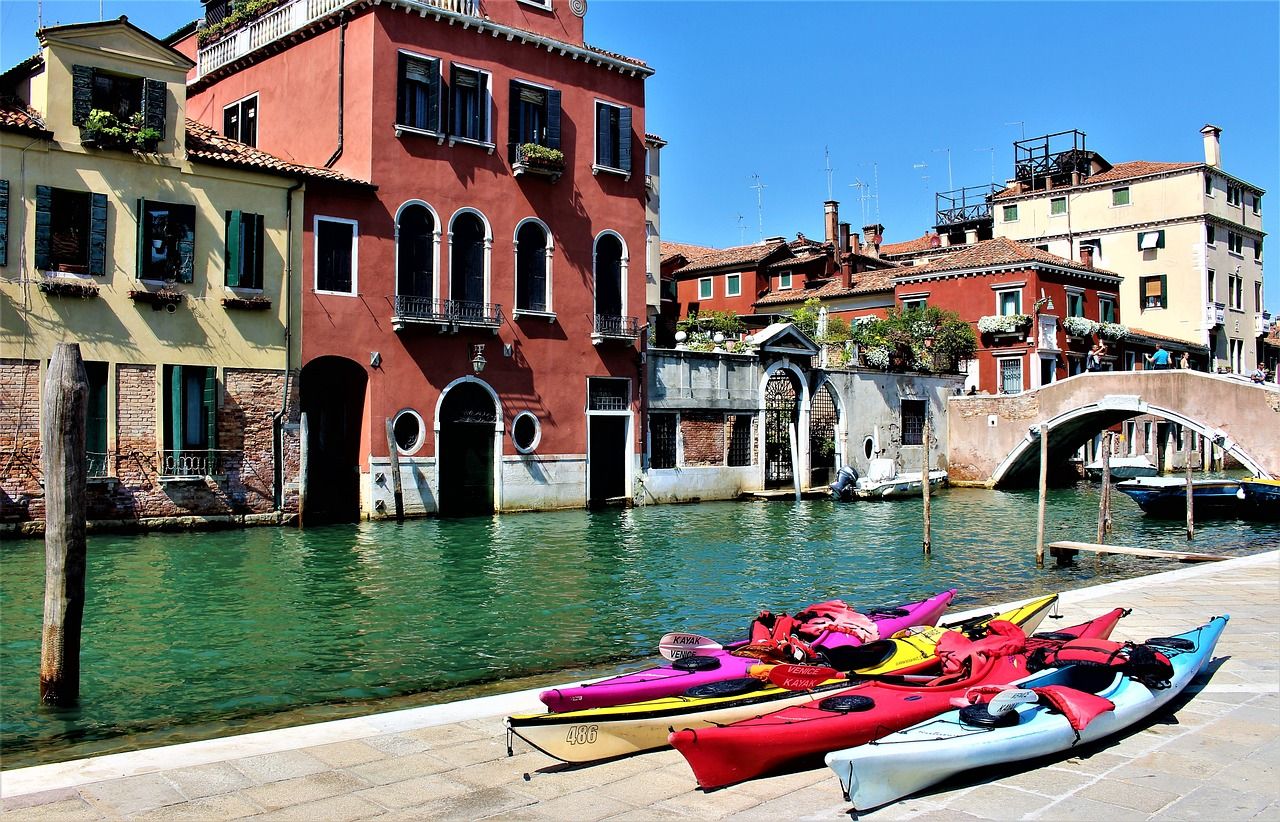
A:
825;615;1228;811
850;459;947;500
1115;477;1241;518
1239;478;1280;520
1084;454;1158;481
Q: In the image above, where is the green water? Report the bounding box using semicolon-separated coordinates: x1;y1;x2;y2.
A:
2;485;1276;768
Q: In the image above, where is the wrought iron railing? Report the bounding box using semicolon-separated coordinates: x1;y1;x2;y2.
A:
393;295;503;328
86;451;109;478
160;449;233;478
591;314;641;340
935;184;1000;227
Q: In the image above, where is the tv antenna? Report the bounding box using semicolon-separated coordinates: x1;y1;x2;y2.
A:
749;174;767;241
975;147;995;186
824;145;834;200
932;147;953;192
736;214;747;245
1005;120;1026;140
849;179;870;226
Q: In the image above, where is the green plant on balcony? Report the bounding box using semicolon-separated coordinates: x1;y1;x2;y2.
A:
977;313;1033;335
1062;316;1101;338
81;109;160;151
196;0;289;46
848;306;975;373
1098;322;1130;341
676;308;744;338
515;143;566;171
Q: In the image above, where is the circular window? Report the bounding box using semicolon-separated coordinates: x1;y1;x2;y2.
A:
511;411;541;454
863;436;875;460
392;409;425;454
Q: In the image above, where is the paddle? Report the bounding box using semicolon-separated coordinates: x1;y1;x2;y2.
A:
766;664;941;691
658;632;723;661
988;687;1038;715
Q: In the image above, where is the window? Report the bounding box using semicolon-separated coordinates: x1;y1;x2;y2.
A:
515;220;549;312
1050;197;1067;216
34;186;107;275
999;358;1023;394
1228;231;1244;255
0;179;7;267
222;94;257;146
725;273;741;297
1002;204;1018;222
1099;296;1116;323
1138;230;1164;250
1204;173;1214;196
137;200;196;282
594;101;632;173
1125;351;1138;372
778;271;792;290
511;411;541;453
1253;194;1262;215
449;65;489;143
698;277;713;300
163;364;216;462
1229;338;1243;372
727;414;752;466
1066;291;1084;318
1111;187;1130;207
71;65;165;140
900;399;926;446
84;361;109;477
451;212;487;305
997;289;1021;315
92;70;143;120
392;409;425;453
588;377;630;410
1255;238;1263;261
650;413;677;469
901;297;926;312
315;216;357;294
594;233;625;319
397;54;440;134
1033;244;1049;252
1255;282;1263;312
1206;225;1216;246
1228;273;1243;310
1207;270;1216;300
1227;184;1241;206
509;81;560;148
225;210;264;289
1140;275;1168;310
397;204;435;299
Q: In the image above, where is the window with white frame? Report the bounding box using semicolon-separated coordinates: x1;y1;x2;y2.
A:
901;297;926;312
1253;194;1262;215
398;53;441;134
1111;187;1130;207
998;358;1023;394
1228;272;1243;310
1099;295;1116;323
1204;172;1214;196
1002;204;1018;222
1230;338;1243;372
1050;196;1067;216
1140;275;1167;310
450;211;488;305
449;65;490;143
698;277;713;300
1227;184;1241;206
594;101;631;173
1255;237;1263;261
996;289;1022;315
777;271;792;290
515;219;550;313
1255;281;1263;311
1066;290;1084;317
315;217;357;294
725;273;741;297
223;93;257;146
1228;231;1243;255
1206;224;1216;246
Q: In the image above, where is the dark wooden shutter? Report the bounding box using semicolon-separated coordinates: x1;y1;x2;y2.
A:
546;89;561;150
426;59;441;132
508;79;521;147
617;106;632;173
177;207;195;283
72;65;95;125
203;367;218;451
396;54;407;126
595;104;609;165
135;198;147;278
1160;274;1168;309
225;210;242;287
0;179;9;267
251;213;264;289
88;193;107;276
143;78;167;140
168;364;183;453
1156;229;1166;249
34;184;52;270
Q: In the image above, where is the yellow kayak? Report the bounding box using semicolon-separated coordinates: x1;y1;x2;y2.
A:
507;593;1058;763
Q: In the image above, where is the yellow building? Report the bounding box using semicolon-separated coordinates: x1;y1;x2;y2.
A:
0;17;369;530
992;126;1267;373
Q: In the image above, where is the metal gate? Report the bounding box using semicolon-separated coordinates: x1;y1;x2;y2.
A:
809;383;838;488
764;371;798;489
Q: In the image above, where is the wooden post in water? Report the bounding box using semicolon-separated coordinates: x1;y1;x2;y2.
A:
921;413;931;556
1185;456;1195;540
1035;423;1049;567
385;417;404;522
40;343;89;706
1096;432;1113;544
788;422;801;503
298;411;309;528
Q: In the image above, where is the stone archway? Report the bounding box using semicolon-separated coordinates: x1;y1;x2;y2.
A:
763;370;801;490
437;380;499;516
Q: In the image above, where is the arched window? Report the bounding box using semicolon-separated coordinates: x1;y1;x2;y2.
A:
594;232;624;318
451;212;487;306
515;220;549;313
397;204;435;299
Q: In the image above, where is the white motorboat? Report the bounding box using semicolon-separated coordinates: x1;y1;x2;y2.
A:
853;459;947;500
1084;454;1158;481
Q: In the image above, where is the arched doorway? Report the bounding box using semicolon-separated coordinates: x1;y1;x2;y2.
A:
299;356;367;523
764;370;800;489
809;382;839;487
437;380;498;516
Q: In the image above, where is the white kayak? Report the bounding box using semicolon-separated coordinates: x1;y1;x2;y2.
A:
825;615;1228;812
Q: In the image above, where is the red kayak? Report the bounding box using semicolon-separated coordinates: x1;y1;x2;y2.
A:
668;607;1127;789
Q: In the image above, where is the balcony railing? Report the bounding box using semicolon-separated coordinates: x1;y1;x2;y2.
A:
197;0;481;77
1257;312;1274;337
159;449;233;479
934;184;1000;228
1206;301;1226;327
87;451;109;478
392;295;503;331
590;314;641;344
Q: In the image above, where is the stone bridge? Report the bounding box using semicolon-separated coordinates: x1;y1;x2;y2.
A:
947;371;1280;486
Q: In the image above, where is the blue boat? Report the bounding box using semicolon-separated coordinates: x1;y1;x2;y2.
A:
1239;478;1280;521
1115;477;1241;518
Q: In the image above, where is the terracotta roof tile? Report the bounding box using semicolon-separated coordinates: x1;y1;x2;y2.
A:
1126;327;1209;352
898;237;1121;279
584;43;648;68
880;233;940;256
665;239;789;276
0;97;50;135
993;160;1201;199
754;266;896;306
184;119;373;187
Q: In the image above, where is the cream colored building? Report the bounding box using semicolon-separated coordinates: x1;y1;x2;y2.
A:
992;126;1267;373
0;18;366;529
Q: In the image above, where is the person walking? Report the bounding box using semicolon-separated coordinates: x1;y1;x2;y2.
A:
1086;342;1107;372
1179;352;1191;369
1145;343;1171;370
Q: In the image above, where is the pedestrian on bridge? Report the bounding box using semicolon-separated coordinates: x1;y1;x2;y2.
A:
1087;342;1107;372
1145;343;1171;370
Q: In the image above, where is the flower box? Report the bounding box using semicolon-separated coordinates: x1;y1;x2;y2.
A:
129;288;184;310
1061;316;1100;339
38;279;99;299
977;314;1033;335
512;143;565;181
222;295;273;311
1098;322;1129;341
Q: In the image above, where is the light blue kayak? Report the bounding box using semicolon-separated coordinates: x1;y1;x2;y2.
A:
825;615;1228;812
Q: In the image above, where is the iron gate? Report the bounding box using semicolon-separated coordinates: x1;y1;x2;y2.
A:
764;372;798;489
809;383;838;487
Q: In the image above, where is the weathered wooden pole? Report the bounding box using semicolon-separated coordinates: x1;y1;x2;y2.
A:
40;343;89;706
1096;432;1113;544
385;417;404;522
298;411;309;528
921;413;932;556
1185;455;1195;540
788;422;801;503
1035;423;1049;568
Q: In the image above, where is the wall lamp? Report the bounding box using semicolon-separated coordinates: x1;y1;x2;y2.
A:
471;344;487;373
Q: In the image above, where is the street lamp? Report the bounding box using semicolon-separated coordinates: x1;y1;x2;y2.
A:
471;344;487;373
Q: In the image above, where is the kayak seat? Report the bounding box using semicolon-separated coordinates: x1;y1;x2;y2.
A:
958;703;1020;728
685;677;766;699
672;655;722;672
864;606;911;619
818;639;898;673
819;694;875;712
1144;636;1195;652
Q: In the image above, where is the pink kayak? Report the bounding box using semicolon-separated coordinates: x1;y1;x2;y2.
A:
540;589;957;712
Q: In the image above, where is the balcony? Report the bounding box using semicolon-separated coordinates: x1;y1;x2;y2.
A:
197;0;480;77
511;144;564;182
87;451;110;479
591;314;641;345
1257;312;1274;337
392;295;503;333
1205;301;1226;327
159;449;233;481
934;184;1000;229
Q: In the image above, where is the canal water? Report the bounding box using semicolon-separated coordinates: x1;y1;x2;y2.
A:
2;484;1276;768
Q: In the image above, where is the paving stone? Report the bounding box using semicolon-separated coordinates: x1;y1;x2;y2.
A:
304;739;390;769
387;785;536;820
132;793;263;820
449;751;559;790
161;761;257;799
363;731;436;757
1;787;82;813
601;807;692;821
1078;775;1182;813
1033;794;1156;821
230;749;329;785
3;797;102;821
354;772;471;810
731;766;832;800
403;722;493;748
944;784;1057;819
344;750;453;785
514;791;635;822
1160;784;1276;820
79;773;186;817
250;792;386;822
1055;750;1133;776
595;769;693;806
427;735;514;769
650;787;765;819
1126;749;1226;781
996;765;1095;797
241;769;370;811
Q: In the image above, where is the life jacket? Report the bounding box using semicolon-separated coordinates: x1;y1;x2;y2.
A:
794;600;879;643
738;611;813;662
950;684;1115;741
936;620;1028;675
1031;638;1174;689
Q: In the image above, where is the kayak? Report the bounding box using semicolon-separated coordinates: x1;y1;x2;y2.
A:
826;615;1228;811
668;607;1128;789
508;594;1057;763
539;589;957;713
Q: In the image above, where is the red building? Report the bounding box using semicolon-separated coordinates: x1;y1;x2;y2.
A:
177;0;652;518
890;237;1125;394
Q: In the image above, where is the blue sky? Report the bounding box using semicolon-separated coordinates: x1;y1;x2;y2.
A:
3;1;1277;298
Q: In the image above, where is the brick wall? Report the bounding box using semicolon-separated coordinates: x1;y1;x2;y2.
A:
681;412;725;466
0;359;43;521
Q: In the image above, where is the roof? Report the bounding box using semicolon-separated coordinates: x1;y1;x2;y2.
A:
0;97;50;136
880;233;941;256
993;160;1201;200
0;53;43;89
37;16;195;69
748;322;820;354
583;43;648;69
185;119;374;187
755;266;897;306
1125;327;1209;354
663;239;790;276
644;132;666;147
896;237;1122;280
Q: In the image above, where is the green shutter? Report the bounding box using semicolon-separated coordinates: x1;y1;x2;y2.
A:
546;88;561;150
136;198;147;277
34;185;52;270
177;208;194;283
71;65;95;126
1157;229;1166;249
508;79;521;147
251;213;264;290
1160;274;1168;309
88;193;107;276
0;179;8;267
617;106;632;173
143;78;167;140
168;364;183;453
203;367;217;451
225;210;242;287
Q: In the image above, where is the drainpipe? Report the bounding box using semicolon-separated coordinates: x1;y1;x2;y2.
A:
274;179;305;512
324;13;347;169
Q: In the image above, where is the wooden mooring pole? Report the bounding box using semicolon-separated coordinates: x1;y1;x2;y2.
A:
385;417;404;522
298;411;309;528
1096;432;1113;545
1185;456;1195;540
40;343;89;706
921;413;931;556
789;422;801;503
1035;423;1049;568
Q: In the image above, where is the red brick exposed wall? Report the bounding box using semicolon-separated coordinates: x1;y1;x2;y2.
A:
681;412;725;466
0;359;43;521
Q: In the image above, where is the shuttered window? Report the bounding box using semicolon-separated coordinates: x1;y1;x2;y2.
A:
1140;275;1167;310
999;358;1023;394
137;199;196;282
594;102;631;172
397;55;440;133
449;65;488;142
0;179;8;267
163;365;217;454
225;210;265;289
315;217;356;294
35;186;107;275
1099;296;1116;323
509;81;560;149
1137;230;1165;250
1112;187;1130;206
515;220;549;312
223;94;257;145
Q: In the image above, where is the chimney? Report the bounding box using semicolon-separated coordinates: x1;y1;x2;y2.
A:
862;223;884;258
850;232;861;254
964;227;978;245
839;222;851;254
824;200;839;247
1201;124;1222;168
1080;245;1095;269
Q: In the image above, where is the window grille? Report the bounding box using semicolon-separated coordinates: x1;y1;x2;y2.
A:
901;399;926;446
588;378;629;410
650;414;677;469
728;415;752;466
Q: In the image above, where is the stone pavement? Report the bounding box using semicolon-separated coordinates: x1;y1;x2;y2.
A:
3;551;1278;821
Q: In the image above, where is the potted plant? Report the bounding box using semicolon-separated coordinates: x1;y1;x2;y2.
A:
1062;316;1101;339
512;143;566;180
129;286;184;310
37;278;99;299
978;313;1033;337
1098;322;1130;341
221;294;273;311
81;109;161;152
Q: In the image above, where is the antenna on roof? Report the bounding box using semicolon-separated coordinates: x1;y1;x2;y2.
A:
1005;120;1025;140
975;147;995;186
849;179;869;227
736;214;747;245
750;174;767;242
873;162;881;222
825;146;834;201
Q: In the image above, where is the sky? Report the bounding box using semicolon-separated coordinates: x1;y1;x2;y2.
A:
3;0;1278;299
